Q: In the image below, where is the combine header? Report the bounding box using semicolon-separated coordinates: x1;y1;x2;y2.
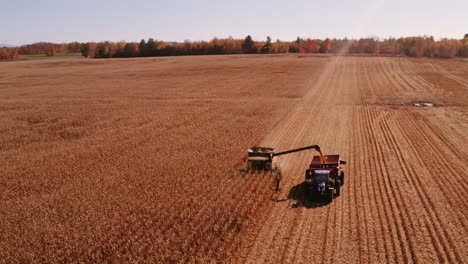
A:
243;144;346;202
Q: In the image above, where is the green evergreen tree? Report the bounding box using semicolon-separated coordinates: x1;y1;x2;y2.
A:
139;39;147;57
296;37;301;44
80;43;91;58
123;43;138;57
242;35;256;54
146;38;157;56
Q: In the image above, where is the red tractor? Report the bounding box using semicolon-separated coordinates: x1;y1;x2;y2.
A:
305;154;346;202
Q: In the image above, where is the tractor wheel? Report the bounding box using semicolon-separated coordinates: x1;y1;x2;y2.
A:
308;187;317;201
340;171;345;186
327;189;334;202
303;184;309;198
240;169;248;176
335;180;341;196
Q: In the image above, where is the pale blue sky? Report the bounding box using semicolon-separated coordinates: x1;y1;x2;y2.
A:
1;0;467;45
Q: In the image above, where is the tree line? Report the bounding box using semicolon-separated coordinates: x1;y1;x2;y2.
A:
78;35;468;58
1;35;468;61
0;48;19;60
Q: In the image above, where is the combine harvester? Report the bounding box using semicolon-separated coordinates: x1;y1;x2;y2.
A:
244;145;346;202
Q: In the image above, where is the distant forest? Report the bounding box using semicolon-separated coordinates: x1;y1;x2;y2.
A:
1;35;468;61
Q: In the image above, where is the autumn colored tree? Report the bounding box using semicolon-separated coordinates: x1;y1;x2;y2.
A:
0;48;19;61
209;38;223;54
67;42;81;53
19;35;465;60
45;45;55;56
460;42;468;57
242;35;256;54
460;35;468;57
286;37;299;53
80;43;91;58
123;43;138;57
299;39;316;53
223;37;242;54
436;39;462;57
319;38;331;53
95;42;119;58
272;39;290;53
138;39;147;57
80;42;97;58
399;37;435;57
369;38;381;55
423;37;436;57
380;38;401;55
146;38;161;56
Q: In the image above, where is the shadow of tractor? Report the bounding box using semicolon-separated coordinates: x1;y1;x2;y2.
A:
286;182;332;208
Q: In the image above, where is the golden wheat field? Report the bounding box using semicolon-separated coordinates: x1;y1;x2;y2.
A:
0;54;467;263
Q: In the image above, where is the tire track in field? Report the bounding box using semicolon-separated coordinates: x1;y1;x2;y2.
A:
314;62;346;264
240;57;354;264
427;62;468;87
353;62;383;263
389;112;466;262
375;107;465;263
362;57;466;263
351;111;368;263
360;107;406;264
379;114;448;262
315;60;353;264
240;60;331;263
378;60;466;262
326;60;354;264
287;59;355;264
365;58;464;263
419;119;468;166
275;62;340;264
396;111;468;211
237;56;467;264
355;58;440;263
356;58;418;263
366;107;420;263
361;60;405;263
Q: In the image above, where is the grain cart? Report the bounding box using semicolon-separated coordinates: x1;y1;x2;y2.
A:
244;145;322;192
305;155;346;202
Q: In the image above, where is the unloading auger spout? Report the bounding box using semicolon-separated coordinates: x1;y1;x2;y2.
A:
273;145;326;164
273;145;320;157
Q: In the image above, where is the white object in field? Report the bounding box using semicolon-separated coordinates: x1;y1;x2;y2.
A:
423;103;433;107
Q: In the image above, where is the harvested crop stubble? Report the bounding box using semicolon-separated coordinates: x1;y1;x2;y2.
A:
0;55;327;263
1;55;467;263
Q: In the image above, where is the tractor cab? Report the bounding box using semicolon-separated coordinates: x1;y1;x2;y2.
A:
305;169;330;183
